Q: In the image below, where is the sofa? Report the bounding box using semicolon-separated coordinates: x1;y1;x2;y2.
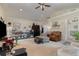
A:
47;31;61;42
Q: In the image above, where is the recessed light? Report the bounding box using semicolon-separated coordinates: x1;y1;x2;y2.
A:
19;9;23;11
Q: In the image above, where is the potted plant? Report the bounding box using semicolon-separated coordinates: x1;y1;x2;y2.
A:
73;31;79;41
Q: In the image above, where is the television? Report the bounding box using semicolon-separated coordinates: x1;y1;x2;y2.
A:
0;21;6;39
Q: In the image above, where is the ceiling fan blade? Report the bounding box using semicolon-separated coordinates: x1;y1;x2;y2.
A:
38;3;42;5
35;6;40;9
45;5;51;7
38;3;45;5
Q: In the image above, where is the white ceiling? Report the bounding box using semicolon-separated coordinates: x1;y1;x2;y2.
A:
0;3;79;20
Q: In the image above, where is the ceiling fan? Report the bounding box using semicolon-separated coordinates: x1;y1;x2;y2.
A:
35;3;51;11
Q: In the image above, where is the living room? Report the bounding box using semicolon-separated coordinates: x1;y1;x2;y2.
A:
0;3;79;56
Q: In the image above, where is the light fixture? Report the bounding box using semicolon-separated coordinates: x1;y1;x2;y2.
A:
35;3;51;11
19;9;23;11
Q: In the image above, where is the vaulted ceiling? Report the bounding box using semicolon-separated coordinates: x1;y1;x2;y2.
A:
0;3;79;20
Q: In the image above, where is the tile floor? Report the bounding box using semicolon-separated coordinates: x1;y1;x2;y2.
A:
12;38;60;56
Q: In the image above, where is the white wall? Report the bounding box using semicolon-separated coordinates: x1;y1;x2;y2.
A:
3;17;34;28
48;8;79;40
3;17;48;26
0;6;4;18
